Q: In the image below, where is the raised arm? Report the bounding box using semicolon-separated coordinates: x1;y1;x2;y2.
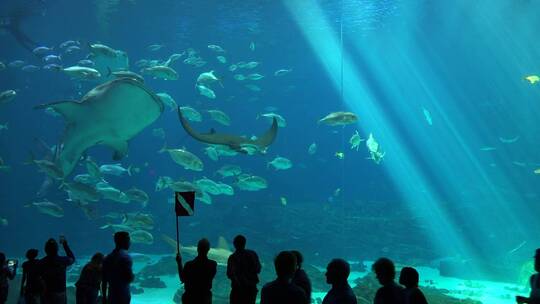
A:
61;239;75;265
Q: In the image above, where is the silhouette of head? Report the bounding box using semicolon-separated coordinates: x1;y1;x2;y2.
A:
535;249;540;272
45;238;59;256
91;252;104;265
274;251;297;279
114;231;131;250
372;257;396;286
233;235;246;250
399;267;419;288
291;250;303;269
325;258;350;285
197;238;211;256
26;249;38;260
0;253;5;265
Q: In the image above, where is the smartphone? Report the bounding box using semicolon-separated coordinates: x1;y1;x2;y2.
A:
59;235;66;243
7;259;17;267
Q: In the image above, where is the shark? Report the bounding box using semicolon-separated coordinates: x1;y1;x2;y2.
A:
177;106;278;154
35;78;164;177
161;234;232;266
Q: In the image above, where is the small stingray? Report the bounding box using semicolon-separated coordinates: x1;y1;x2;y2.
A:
35;78;163;176
177;106;277;153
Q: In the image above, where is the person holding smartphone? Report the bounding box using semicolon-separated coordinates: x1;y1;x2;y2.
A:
0;252;18;304
39;236;75;304
517;249;540;304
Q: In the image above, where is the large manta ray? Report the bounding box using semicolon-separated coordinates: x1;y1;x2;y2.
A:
177;106;278;153
35;78;164;176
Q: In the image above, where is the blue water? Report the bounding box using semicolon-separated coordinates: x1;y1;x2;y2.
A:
1;0;540;294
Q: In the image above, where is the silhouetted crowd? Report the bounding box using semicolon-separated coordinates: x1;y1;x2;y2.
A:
2;232;540;304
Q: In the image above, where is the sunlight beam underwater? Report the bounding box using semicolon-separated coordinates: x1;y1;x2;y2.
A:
284;0;479;273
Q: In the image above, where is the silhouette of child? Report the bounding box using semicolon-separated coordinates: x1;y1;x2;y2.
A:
399;267;428;304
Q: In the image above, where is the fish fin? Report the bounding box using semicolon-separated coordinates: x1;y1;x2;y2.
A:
103;140;128;160
217;236;230;251
34;100;83;123
106;66;112;77
23;151;36;165
253;117;278;148
127;165;132;176
158;142;168;153
121;213;128;224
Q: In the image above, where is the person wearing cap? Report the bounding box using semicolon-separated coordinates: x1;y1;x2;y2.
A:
516;249;540;304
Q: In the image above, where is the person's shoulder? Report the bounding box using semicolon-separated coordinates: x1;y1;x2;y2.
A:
411;288;427;299
298;269;309;277
392;283;405;291
184;259;195;267
374;286;385;297
290;283;307;299
114;250;131;262
262;279;278;290
104;250;115;259
403;288;426;304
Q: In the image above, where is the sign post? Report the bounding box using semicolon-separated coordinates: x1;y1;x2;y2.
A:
174;191;195;254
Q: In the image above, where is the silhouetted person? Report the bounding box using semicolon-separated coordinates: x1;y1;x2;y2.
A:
102;232;134;304
76;253;104;304
227;235;262;304
399;267;428;304
322;258;357;304
39;236;75;304
260;251;308;304
20;249;42;304
0;252;17;304
517;249;540;304
176;238;217;304
291;250;312;302
372;258;404;304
